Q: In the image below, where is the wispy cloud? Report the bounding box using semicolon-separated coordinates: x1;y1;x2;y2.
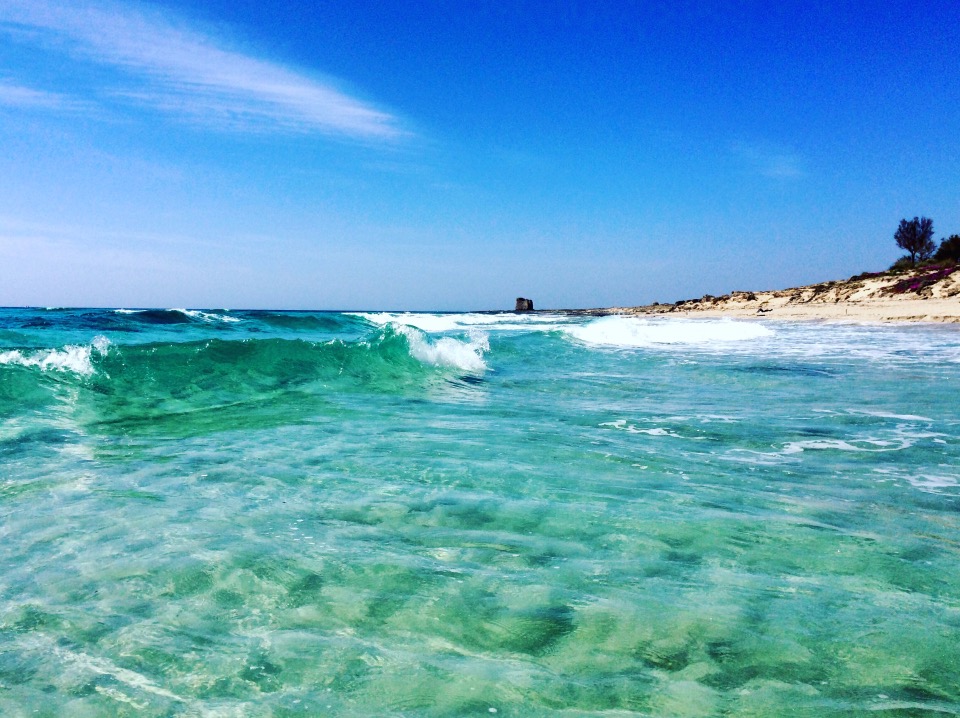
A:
0;80;93;112
0;0;405;139
732;141;805;179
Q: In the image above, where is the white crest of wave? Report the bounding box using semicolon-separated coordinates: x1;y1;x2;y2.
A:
355;312;571;333
565;316;773;347
394;325;488;372
0;336;110;376
171;308;241;323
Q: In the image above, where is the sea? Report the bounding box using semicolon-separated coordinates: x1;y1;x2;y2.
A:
1;306;959;717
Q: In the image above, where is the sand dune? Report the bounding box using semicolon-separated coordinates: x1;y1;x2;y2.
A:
600;265;960;323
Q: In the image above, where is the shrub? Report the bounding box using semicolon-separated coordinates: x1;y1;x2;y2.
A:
935;234;960;263
888;256;915;272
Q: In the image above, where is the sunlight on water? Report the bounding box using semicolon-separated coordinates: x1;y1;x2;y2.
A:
1;309;959;716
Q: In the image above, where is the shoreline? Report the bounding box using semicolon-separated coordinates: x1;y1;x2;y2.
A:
544;265;960;324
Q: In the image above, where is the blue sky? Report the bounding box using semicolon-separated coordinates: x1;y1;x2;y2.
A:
1;0;958;309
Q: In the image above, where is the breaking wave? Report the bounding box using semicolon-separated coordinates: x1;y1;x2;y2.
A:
394;325;488;372
355;312;573;333
114;308;240;324
0;336;110;377
0;326;488;437
0;324;483;388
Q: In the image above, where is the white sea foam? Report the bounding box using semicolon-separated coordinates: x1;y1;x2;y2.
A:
395;325;488;372
566;316;774;348
906;474;959;492
0;336;110;377
114;308;143;314
738;321;960;364
718;449;790;466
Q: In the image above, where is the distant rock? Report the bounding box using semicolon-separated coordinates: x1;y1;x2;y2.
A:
515;297;534;312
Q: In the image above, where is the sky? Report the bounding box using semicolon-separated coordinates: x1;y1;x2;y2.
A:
1;0;959;310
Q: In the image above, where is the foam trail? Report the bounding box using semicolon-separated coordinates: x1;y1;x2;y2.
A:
848;409;933;422
780;438;914;455
600;420;683;437
908;474;959;492
51;644;185;702
565;316;773;348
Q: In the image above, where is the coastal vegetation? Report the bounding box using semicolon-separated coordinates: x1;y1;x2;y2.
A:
935;234;960;263
894;216;936;265
885;219;959;283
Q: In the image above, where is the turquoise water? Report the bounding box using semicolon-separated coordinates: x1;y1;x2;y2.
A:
2;307;959;716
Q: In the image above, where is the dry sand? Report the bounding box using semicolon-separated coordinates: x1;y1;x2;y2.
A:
598;265;960;323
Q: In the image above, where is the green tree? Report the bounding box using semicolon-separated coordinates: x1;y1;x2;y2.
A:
894;216;936;265
934;234;960;262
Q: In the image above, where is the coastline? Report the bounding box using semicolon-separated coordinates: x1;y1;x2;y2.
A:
550;265;960;323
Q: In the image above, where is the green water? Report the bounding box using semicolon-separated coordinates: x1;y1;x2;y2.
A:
1;309;959;716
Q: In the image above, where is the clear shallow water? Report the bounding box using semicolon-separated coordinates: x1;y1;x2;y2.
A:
1;308;959;717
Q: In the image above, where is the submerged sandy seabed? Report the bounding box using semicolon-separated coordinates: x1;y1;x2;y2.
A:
592;267;960;323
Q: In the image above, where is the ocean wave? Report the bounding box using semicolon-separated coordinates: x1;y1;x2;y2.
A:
58;330;487;436
0;323;485;393
117;309;193;324
0;330;477;436
0;336;110;377
564;316;774;348
113;308;240;324
252;312;359;331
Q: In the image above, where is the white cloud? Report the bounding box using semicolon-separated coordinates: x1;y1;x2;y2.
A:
732;141;805;179
0;0;405;139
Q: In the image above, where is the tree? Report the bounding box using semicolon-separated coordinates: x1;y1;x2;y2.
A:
934;234;960;263
894;216;935;265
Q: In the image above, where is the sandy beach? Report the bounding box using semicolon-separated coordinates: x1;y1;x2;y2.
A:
597;265;960;323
